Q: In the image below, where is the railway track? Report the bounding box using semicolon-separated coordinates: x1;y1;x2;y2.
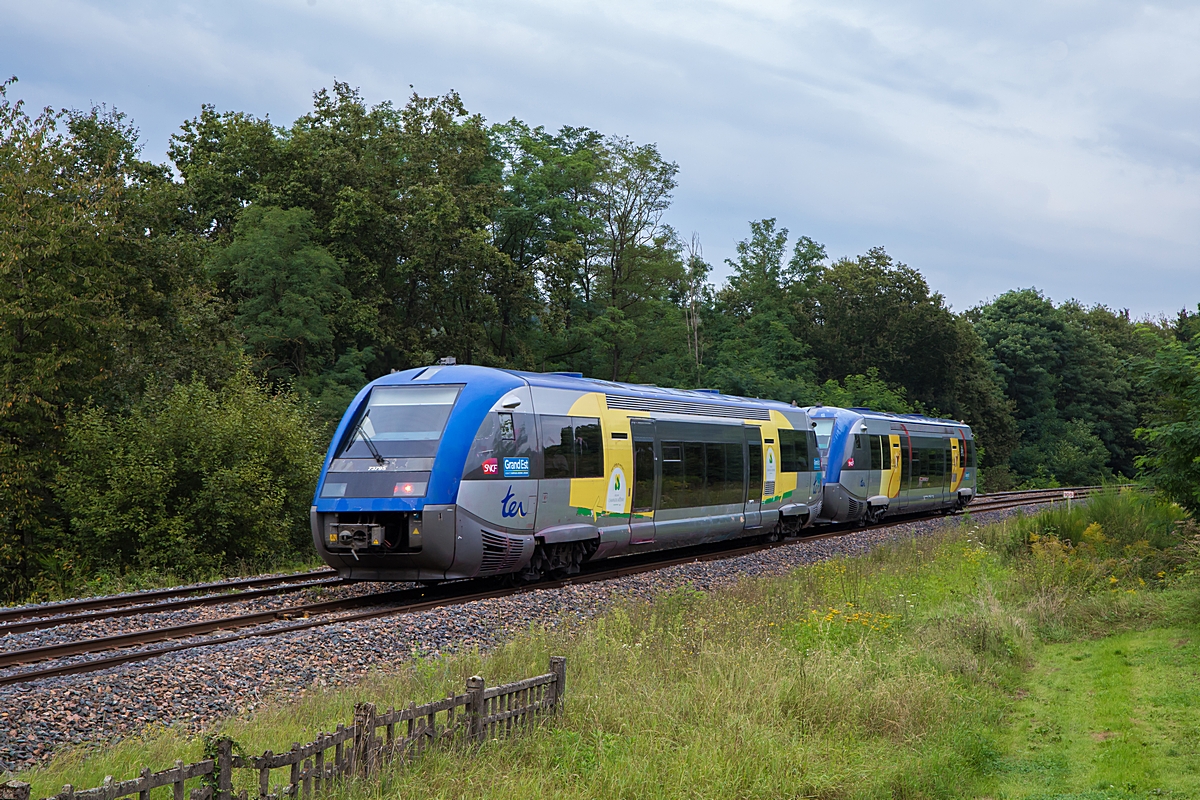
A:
0;568;341;627
0;485;1108;687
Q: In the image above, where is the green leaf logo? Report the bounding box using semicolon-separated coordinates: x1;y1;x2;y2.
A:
614;476;621;490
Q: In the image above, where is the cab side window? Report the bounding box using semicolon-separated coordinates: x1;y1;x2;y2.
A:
462;412;536;479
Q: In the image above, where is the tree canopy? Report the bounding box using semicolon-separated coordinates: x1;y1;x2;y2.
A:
0;77;1188;599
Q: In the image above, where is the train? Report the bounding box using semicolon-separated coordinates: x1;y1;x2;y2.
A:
806;405;978;523
311;365;976;582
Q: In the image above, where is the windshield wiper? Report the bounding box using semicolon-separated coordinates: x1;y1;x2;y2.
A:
352;409;386;465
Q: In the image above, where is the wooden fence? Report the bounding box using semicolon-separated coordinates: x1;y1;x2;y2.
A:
1;657;565;800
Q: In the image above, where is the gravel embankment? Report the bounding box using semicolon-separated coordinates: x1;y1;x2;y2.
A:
0;508;1020;773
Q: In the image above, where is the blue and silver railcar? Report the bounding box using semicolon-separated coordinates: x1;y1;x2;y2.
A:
312;366;824;582
807;406;977;524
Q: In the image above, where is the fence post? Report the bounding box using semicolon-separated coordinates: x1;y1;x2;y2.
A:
352;702;377;778
465;675;486;743
0;782;31;800
549;656;566;715
215;738;234;800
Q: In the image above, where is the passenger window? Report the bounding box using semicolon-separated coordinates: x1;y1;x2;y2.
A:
574;419;604;478
747;437;763;502
779;433;795;473
660;444;686;510
724;442;745;504
779;429;806;472
683;442;705;506
704;442;726;505
536;415;604;479
541;415;572;479
869;435;882;471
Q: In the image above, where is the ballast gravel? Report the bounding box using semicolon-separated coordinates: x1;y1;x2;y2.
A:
0;579;419;656
0;507;1027;773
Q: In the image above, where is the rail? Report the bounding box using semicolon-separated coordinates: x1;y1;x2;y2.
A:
0;571;341;626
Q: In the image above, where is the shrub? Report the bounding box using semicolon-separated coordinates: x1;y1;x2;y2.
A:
55;370;323;582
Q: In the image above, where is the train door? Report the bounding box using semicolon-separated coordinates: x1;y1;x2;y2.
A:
629;420;657;545
884;434;902;500
867;434;884;499
941;440;952;503
744;426;763;529
949;438;963;492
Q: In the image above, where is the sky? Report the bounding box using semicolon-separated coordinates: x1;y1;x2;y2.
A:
3;0;1198;317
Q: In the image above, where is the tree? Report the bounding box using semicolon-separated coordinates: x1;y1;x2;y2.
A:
169;105;283;240
0;82;206;597
1136;338;1200;513
800;247;968;408
819;369;913;413
586;137;686;381
171;84;519;378
57;370;322;580
973;289;1144;483
705;219;817;401
209;205;350;388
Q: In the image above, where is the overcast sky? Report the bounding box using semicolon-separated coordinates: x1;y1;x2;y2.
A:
4;0;1197;317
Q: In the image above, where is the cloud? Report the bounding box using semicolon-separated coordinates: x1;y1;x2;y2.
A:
3;0;1196;315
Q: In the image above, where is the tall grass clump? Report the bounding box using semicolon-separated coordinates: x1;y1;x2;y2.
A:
996;487;1185;551
980;489;1197;639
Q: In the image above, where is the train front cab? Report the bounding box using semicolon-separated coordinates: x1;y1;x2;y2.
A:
311;366;534;582
809;407;977;523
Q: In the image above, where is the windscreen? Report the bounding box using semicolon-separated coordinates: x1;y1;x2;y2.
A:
812;419;834;452
337;386;460;459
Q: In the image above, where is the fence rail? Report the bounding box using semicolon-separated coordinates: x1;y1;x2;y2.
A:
1;656;565;800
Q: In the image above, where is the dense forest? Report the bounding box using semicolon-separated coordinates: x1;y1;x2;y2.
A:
3;78;1197;600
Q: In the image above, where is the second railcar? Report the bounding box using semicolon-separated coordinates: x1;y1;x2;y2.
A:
807;406;977;524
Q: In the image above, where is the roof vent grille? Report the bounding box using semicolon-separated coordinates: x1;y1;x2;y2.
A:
604;394;771;420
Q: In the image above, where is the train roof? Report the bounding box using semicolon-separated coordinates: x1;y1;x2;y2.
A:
805;405;970;428
376;364;805;416
506;369;804;414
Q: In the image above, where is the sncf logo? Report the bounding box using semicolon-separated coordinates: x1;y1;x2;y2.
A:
482;458;499;475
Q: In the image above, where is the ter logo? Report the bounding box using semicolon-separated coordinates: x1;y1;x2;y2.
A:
501;486;527;518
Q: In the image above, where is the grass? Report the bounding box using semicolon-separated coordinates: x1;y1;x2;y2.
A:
994;628;1200;798
16;489;1200;799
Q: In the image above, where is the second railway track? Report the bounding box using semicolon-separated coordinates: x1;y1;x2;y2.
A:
0;568;341;627
0;486;1103;687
